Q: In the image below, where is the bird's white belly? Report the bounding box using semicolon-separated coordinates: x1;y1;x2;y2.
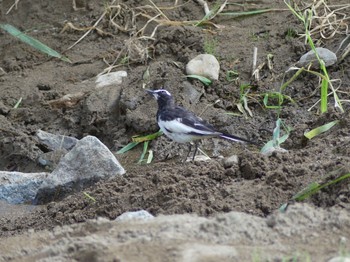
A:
158;119;204;143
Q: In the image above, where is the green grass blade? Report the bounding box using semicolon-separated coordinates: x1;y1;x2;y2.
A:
284;0;304;22
116;141;140;154
13;97;22;108
0;23;71;63
186;75;212;86
292;182;320;201
320;75;328;113
219;8;274;17
280;172;350;211
195;2;223;26
138;141;149;164
293;173;350;201
132;130;163;143
263;93;283;109
280;67;304;92
83;192;96;203
304;120;339;139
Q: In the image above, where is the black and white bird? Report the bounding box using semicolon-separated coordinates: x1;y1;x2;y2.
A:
147;89;254;161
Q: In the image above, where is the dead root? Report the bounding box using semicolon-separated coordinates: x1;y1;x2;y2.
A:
48;92;89;109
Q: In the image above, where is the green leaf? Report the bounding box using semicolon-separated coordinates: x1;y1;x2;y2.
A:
304;120;339;139
272;118;282;144
138;141;149;164
260;140;275;154
278;133;289;145
0;23;71;63
279;202;289;213
116;141;140;154
132;130;163;143
260;118;290;154
263;92;283;109
186;75;212;86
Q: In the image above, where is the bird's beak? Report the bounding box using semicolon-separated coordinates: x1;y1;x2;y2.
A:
146;89;155;97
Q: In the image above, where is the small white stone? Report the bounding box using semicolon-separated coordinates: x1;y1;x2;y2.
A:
115;210;154;222
261;146;288;156
223;155;238;168
186;54;220;80
95;71;127;88
327;257;350;262
186;154;211;162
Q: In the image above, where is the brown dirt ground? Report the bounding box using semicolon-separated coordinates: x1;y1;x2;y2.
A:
1;0;350;260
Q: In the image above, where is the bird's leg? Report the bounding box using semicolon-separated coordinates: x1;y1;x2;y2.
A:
192;141;199;161
183;143;192;163
162;141;175;161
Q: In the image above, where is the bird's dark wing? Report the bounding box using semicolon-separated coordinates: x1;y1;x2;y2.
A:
159;106;219;135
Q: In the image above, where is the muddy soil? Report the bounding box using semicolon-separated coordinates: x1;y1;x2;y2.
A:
1;0;350;260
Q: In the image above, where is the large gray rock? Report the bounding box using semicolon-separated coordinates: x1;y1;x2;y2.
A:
186;54;220;80
0;171;49;204
36;129;78;151
34;136;125;204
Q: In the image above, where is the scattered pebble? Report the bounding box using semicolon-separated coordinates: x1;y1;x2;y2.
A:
261;146;288;156
115;210;154;222
95;71;128;88
223;155;239;169
297;47;337;68
0;67;6;77
186;154;211;162
182;82;201;104
0;101;10;115
186;54;220;80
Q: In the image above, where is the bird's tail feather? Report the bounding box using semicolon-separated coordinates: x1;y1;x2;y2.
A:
220;133;255;144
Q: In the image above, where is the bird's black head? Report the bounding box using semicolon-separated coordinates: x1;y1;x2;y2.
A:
146;89;174;109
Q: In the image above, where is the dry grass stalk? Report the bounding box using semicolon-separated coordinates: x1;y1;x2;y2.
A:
299;1;350;41
6;0;20;15
62;0;229;73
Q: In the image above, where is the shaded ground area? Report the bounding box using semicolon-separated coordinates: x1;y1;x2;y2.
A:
1;0;350;260
2;204;350;261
